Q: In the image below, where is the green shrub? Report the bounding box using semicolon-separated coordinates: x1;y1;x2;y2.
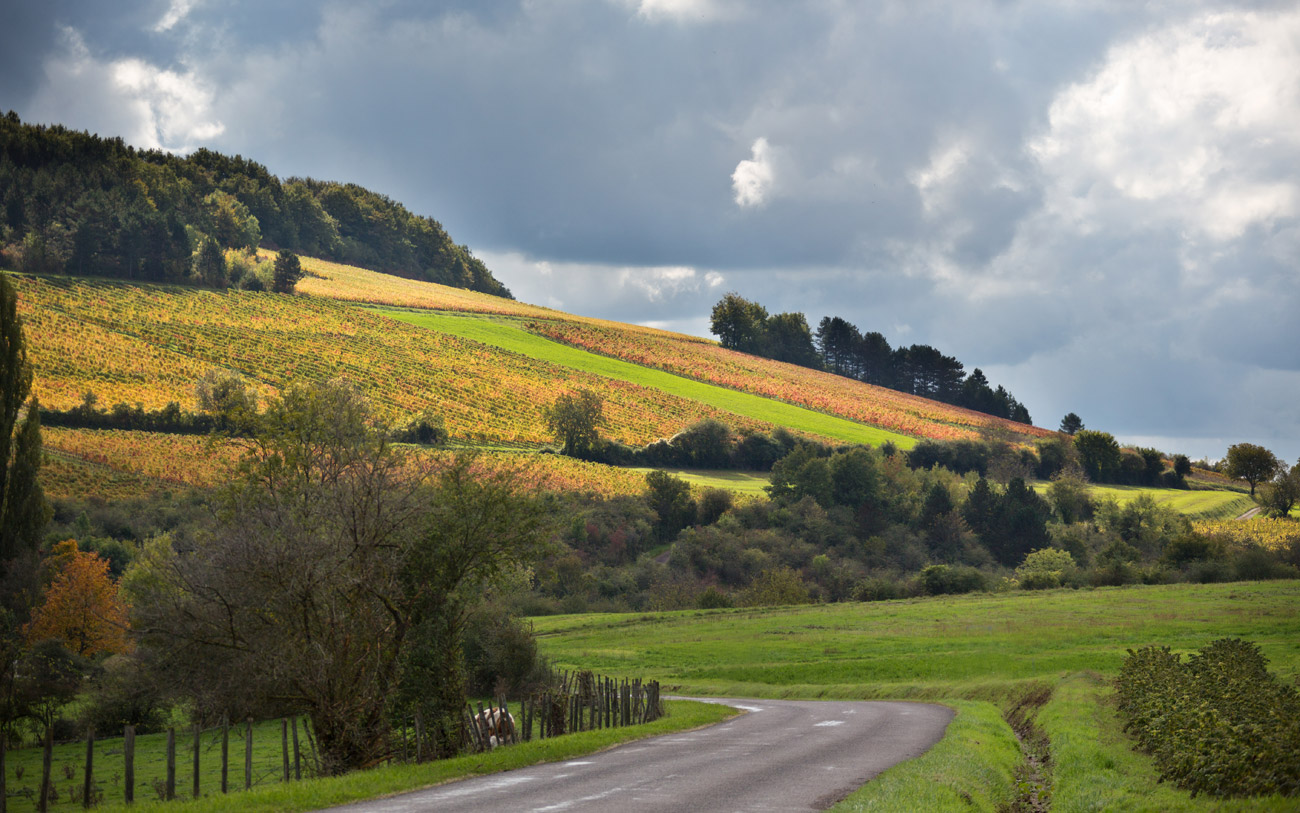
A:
919;564;985;596
1117;638;1300;798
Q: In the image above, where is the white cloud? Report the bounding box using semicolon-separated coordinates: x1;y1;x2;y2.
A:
1031;9;1300;242
629;0;730;24
732;137;776;208
28;27;224;152
911;138;970;215
153;0;201;33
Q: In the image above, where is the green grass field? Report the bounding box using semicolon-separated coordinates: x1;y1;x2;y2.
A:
532;581;1300;811
631;467;771;495
381;310;918;450
1030;481;1256;519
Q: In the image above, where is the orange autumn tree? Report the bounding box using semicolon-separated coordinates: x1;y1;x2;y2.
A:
26;541;132;657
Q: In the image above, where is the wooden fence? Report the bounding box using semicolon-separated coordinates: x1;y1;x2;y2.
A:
1;716;311;811
3;672;662;808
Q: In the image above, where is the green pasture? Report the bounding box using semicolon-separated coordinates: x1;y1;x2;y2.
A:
631;468;771;496
533;581;1300;811
5;701;735;813
1029;480;1256;519
380;310;917;450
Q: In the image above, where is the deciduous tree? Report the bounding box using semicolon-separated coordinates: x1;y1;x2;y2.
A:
129;380;550;774
1225;443;1279;498
543;389;604;457
26;541;131;658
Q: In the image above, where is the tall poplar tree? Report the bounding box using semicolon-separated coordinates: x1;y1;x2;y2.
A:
0;274;50;562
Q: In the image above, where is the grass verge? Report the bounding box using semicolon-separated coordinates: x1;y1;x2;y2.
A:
828;701;1019;812
381;310;917;449
15;701;734;813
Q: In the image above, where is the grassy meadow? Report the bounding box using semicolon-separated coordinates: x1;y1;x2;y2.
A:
533;581;1300;811
1029;480;1256;520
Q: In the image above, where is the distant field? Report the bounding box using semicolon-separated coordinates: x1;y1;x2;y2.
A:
531;581;1300;697
631;468;772;496
1029;480;1254;519
381;311;918;449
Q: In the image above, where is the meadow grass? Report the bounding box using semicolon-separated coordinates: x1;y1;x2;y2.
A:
4;701;735;813
629;467;771;496
533;582;1300;811
827;701;1019;812
1029;481;1255;519
531;581;1300;696
381;310;918;449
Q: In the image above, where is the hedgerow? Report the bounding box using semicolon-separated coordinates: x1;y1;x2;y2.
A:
1116;638;1300;798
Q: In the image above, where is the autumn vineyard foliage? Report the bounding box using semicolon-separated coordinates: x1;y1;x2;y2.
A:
1191;518;1300;551
527;320;1053;443
38;426;654;500
13;274;770;446
1117;639;1300;798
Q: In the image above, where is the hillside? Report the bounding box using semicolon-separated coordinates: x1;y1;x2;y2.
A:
9;255;1268;518
0;113;509;296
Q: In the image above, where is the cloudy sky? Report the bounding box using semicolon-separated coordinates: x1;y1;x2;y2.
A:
4;0;1298;463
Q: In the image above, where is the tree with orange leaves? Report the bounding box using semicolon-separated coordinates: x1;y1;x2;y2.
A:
26;541;131;658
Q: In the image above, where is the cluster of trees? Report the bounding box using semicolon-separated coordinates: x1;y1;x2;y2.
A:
709;293;1030;423
518;433;1299;616
0;112;510;296
543;390;806;471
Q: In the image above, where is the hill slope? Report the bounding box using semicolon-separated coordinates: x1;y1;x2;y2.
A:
12;256;1064;497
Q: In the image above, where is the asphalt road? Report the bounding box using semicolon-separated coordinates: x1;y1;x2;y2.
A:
324;698;955;812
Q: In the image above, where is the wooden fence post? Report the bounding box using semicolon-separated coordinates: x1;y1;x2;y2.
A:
292;717;301;781
220;717;229;794
165;727;176;800
82;728;94;809
38;725;52;812
1;730;7;813
124;724;135;805
414;711;425;763
281;718;290;782
193;725;201;799
244;718;253;791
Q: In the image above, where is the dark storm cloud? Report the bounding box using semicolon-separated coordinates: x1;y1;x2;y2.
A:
6;0;1299;462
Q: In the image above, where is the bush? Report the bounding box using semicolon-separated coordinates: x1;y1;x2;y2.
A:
919;564;985;596
852;576;903;602
1018;571;1060;590
462;605;549;698
697;586;734;609
80;655;169;735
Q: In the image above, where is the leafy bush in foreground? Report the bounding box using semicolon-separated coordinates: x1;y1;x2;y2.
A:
1116;638;1300;798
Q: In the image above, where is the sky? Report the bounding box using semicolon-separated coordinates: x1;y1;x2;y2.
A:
3;0;1298;464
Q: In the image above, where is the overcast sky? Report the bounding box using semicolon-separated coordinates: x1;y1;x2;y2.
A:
4;0;1298;463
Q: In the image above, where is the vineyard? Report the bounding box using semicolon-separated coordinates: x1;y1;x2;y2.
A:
13;275;776;447
1192;517;1300;551
290;253;712;340
39;427;657;501
384;311;917;449
526;320;1053;443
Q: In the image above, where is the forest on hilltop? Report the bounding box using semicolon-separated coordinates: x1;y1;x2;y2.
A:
0;112;510;296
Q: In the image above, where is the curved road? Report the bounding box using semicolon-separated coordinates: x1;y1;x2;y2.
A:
325;698;954;812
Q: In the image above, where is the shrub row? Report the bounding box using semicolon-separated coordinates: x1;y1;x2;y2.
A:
1116;638;1300;798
